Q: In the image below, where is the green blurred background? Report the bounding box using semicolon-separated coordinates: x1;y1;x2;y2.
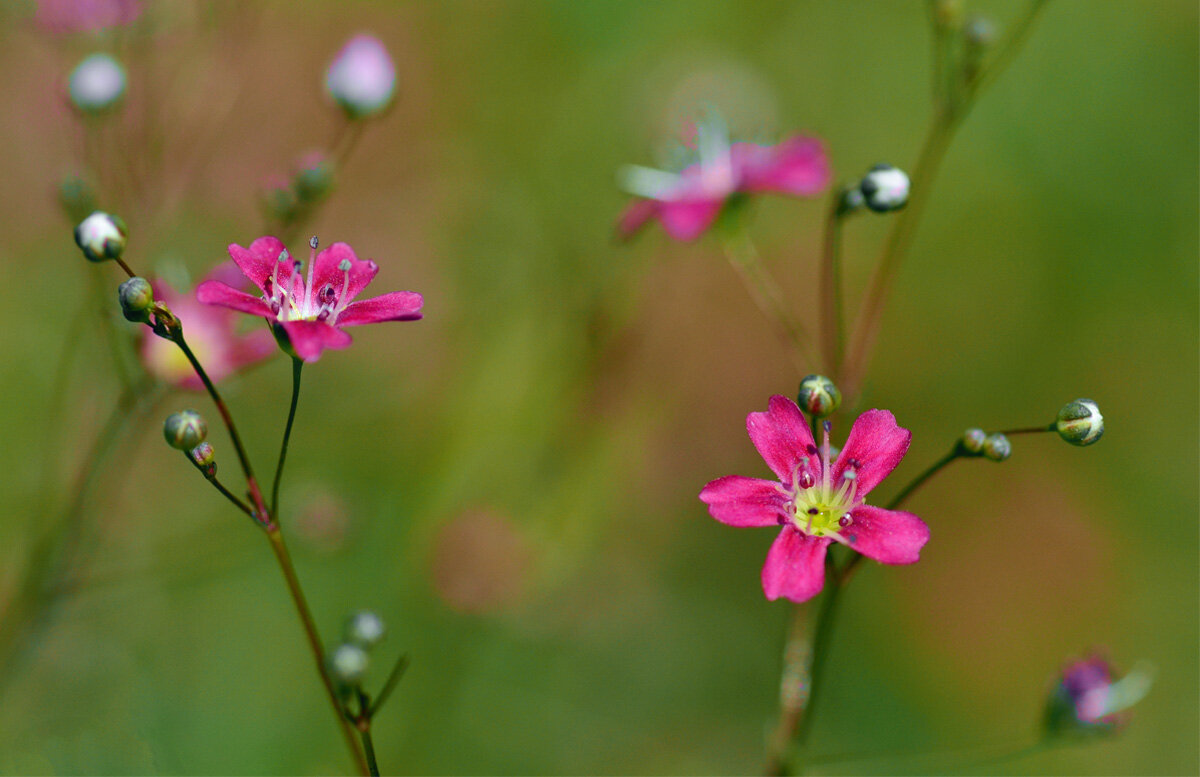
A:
0;0;1195;774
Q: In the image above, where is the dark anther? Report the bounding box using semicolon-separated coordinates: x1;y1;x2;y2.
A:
806;444;818;455
807;507;819;515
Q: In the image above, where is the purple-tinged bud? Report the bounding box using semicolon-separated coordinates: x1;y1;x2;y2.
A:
117;276;154;322
797;374;841;419
163;410;207;451
1044;654;1153;738
68;53;126;114
982;432;1011;462
1056;398;1103;447
344;610;386;649
961;427;987;454
328;642;369;687
860;164;909;213
74;210;127;262
325;35;396;119
188;442;216;478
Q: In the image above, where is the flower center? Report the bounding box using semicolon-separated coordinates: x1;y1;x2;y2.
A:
264;247;353;324
784;422;860;541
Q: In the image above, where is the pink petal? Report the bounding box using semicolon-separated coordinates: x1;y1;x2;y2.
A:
839;505;929;564
616;199;661;241
228;236;290;294
747;395;818;484
196;281;274;318
277;319;353;362
699;476;787;527
337;291;424;327
228;329;278;370
310;242;380;305
658;197;723;241
761;527;831;602
735;136;832;197
832;409;911;497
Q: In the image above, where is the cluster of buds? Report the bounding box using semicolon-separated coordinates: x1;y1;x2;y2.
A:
260;152;335;225
958;399;1105;463
327;610;388;691
960;427;1011;462
163;410;215;477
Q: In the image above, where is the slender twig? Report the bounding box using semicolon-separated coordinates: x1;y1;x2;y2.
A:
114;257;137;279
721;229;818;375
818;195;847;378
267;528;371;776
998;423;1055;436
887;446;963;511
369;653;411;719
184;452;255;518
271;358;303;517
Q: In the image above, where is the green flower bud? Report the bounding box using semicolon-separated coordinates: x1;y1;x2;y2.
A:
983;433;1011;462
961;427;987;454
797;375;841;419
117;277;155;323
344;610;386;649
1056;399;1104;447
328;642;369;687
58;175;97;224
74;211;127;262
163;410;207;451
188;442;216;477
293;153;335;204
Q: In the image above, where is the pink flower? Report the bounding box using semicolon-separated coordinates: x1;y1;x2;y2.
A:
34;0;141;34
141;263;276;389
699;395;929;603
1045;654;1153;735
325;34;396;118
617;120;831;241
196;237;423;363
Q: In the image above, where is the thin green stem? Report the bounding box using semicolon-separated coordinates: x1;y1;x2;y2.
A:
721;229;818;375
369;653;411;719
114;257;137;279
998;423;1056;436
271;358;303;517
267;528;371;776
818;195;847;378
887;446;963;511
184;452;255;518
764;601;812;776
360;726;380;777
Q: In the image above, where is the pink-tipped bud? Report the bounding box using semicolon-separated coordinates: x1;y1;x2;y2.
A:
68;53;126;113
325;35;396;119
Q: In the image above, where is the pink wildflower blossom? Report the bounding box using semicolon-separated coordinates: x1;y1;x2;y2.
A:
142;263;276;389
1045;654;1153;735
617;119;831;241
196;237;423;363
699;395;929;603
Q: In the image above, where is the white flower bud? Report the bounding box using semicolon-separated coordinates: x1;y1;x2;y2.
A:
328;643;369;687
1056;399;1104;446
982;433;1011;462
68;53;126;113
860;164;910;213
344;610;386;649
325;35;396;119
74;210;127;262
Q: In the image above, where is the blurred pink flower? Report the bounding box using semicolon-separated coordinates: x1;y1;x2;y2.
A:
141;263;276;389
325;34;396;118
1045;653;1153;735
34;0;141;34
197;237;423;363
700;395;929;603
618;119;831;241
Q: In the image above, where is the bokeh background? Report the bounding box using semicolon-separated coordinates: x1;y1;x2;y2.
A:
0;0;1196;774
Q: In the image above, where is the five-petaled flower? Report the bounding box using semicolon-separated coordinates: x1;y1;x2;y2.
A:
197;237;423;362
617;117;831;242
699;395;930;602
142;262;276;388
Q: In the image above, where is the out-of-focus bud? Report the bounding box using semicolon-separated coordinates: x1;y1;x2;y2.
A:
982;432;1011;462
58;175;97;223
344;610;386;649
163;410;207;451
837;185;865;215
188;441;216;478
960;427;987;454
859;164;910;213
328;643;369;687
117;276;154;323
325;35;396;119
259;175;299;223
933;0;964;31
797;375;841;419
1056;398;1104;447
74;210;127;262
293;152;335;204
1044;654;1153;738
68;53;126;113
964;15;997;48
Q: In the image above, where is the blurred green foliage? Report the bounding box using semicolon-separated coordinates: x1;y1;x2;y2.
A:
0;0;1195;774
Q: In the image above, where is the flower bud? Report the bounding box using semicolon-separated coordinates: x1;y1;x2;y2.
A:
982;433;1011;462
960;427;987;454
189;442;216;478
58;175;97;223
1044;654;1153;738
344;610;386;649
1056;398;1104;446
325;35;396;119
68;53;126;113
328;642;369;687
74;211;127;262
859;164;910;213
259;176;299;223
965;15;997;48
117;277;154;322
163;410;207;451
293;152;335;204
797;375;841;419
